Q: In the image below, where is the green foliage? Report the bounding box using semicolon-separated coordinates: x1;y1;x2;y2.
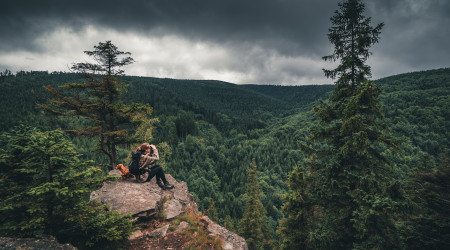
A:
302;85;403;249
0;66;449;249
38;41;149;169
224;215;237;233
239;159;274;249
70;40;134;76
62;201;134;250
323;0;383;89
399;152;450;249
175;110;197;138
206;200;219;223
378;68;450;157
278;167;312;250
0;125;133;248
279;1;407;248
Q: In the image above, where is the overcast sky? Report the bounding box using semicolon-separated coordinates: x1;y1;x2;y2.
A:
1;0;449;85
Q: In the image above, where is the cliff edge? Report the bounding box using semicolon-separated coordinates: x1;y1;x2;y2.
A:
90;170;248;250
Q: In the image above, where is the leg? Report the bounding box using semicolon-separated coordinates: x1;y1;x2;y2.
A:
155;166;168;184
149;165;173;189
152;165;163;183
144;167;159;182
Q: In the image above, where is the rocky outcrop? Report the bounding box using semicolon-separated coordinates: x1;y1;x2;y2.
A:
201;216;249;250
90;170;197;219
91;169;248;250
0;235;76;250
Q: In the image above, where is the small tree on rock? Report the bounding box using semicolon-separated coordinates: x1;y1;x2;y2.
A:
39;41;151;168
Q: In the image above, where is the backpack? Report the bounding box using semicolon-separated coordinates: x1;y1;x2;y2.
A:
128;151;142;176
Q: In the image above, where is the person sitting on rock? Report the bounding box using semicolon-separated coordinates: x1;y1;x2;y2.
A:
136;143;174;189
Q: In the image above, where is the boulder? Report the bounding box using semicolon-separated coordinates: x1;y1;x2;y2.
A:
128;230;145;241
164;199;183;220
0;235;76;250
201;216;248;250
90;174;196;219
147;224;170;238
175;221;190;232
90;180;161;217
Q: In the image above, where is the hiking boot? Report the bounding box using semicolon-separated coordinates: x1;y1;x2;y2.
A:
156;181;165;188
163;183;174;189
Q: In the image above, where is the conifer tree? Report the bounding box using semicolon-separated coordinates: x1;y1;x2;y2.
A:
239;159;273;249
224;215;237;233
207;199;220;223
278;167;313;249
39;41;151;168
0;125;133;247
281;0;403;249
323;0;383;92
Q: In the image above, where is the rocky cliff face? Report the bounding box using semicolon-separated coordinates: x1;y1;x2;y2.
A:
90;170;248;250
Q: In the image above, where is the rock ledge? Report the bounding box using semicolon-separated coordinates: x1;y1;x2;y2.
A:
90;170;248;250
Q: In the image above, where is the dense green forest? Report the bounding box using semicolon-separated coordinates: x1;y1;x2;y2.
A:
1;67;449;248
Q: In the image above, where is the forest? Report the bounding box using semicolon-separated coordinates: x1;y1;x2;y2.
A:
1;66;448;248
1;0;449;249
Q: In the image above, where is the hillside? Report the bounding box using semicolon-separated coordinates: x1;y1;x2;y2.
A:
0;68;449;248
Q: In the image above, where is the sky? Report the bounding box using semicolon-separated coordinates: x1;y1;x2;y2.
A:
1;0;449;85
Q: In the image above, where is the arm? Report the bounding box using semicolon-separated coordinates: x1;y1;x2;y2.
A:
148;145;159;163
140;145;159;167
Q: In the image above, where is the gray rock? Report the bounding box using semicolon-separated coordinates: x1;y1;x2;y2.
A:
147;224;170;238
175;221;190;232
90;173;197;219
128;230;144;241
164;199;183;220
90;181;162;217
201;216;248;250
170;180;198;212
0;235;76;250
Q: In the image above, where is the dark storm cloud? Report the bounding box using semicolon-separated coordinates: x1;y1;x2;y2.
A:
0;0;336;55
366;0;450;76
1;0;449;83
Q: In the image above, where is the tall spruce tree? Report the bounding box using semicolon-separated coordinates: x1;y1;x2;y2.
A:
307;82;403;249
280;0;403;249
323;0;383;93
239;159;273;249
39;41;151;168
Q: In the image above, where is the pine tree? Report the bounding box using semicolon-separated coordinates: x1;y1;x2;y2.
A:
278;167;313;250
224;215;237;233
281;0;403;249
239;159;273;249
0;125;134;247
308;82;403;248
322;0;383;92
206;199;220;223
39;41;151;168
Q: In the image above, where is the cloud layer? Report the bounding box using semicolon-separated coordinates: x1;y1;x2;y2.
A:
1;0;449;85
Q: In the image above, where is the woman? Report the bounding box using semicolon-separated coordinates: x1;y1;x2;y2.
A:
136;143;174;189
